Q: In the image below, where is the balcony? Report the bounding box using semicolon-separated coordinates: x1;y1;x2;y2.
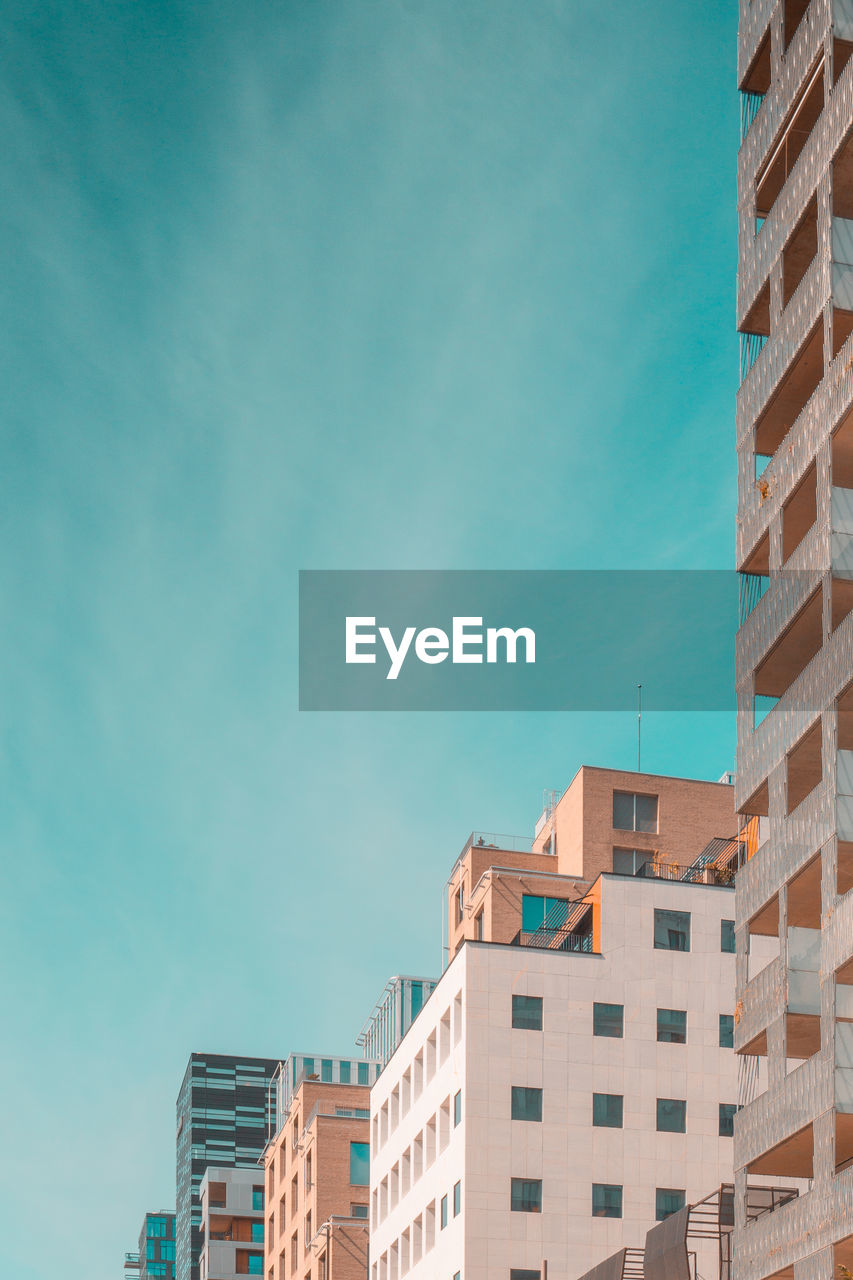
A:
755;61;825;223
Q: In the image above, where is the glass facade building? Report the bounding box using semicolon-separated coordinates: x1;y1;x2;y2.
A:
137;1213;176;1280
175;1053;279;1280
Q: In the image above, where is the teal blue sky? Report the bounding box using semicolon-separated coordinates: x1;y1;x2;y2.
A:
2;2;738;1275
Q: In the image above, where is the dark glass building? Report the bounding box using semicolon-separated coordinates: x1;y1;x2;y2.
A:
138;1212;176;1280
175;1053;279;1280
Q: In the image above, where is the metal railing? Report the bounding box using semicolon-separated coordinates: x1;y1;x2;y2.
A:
740;89;766;141
514;928;594;953
739;571;769;624
460;831;534;858
740;330;769;381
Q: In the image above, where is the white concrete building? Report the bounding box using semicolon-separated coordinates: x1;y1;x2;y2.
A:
198;1168;264;1280
369;872;773;1280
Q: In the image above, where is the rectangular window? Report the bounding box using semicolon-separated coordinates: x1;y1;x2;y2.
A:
592;1093;623;1128
453;1181;461;1216
592;1184;623;1218
719;1014;735;1048
339;1060;351;1083
350;1141;370;1185
454;1090;462;1126
613;791;658;832
654;909;691;951
522;894;569;933
475;910;484;940
161;1242;176;1262
251;1223;264;1243
440;1195;448;1229
321;1059;333;1082
657;1008;687;1044
656;1188;685;1220
357;1061;370;1085
512;994;543;1030
656;1098;687;1133
148;1219;167;1238
148;1267;166;1278
511;1086;543;1122
147;1244;155;1261
719;1103;739;1137
593;1002;623;1038
350;1204;368;1218
510;1178;543;1213
247;1256;264;1276
721;919;736;953
302;1057;314;1077
510;1273;541;1280
612;847;652;876
253;1187;264;1212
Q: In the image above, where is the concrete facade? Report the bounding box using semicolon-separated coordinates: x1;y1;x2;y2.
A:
198;1170;264;1280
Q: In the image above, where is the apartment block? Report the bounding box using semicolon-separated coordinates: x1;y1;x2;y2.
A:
139;1212;177;1280
198;1168;265;1280
125;1250;142;1280
274;1054;382;1130
735;1;853;1278
176;1054;280;1280
264;1077;371;1280
357;977;439;1068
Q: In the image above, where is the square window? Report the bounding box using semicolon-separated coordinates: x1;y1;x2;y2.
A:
453;1181;461;1216
656;1188;685;1220
719;1014;735;1048
719;1103;739;1137
592;1093;623;1128
454;1090;462;1126
613;847;652;876
657;1008;687;1044
656;1098;687;1133
654;909;691;951
440;1195;448;1229
512;994;543;1031
613;791;658;832
510;1178;542;1213
721;919;736;953
593;1002;623;1038
511;1086;543;1122
592;1184;622;1218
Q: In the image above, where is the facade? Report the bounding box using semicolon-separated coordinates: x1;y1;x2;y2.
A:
357;977;440;1068
370;867;764;1280
264;1077;371;1280
176;1054;280;1280
275;1054;382;1131
734;1;853;1279
138;1212;177;1280
198;1168;265;1280
125;1251;142;1280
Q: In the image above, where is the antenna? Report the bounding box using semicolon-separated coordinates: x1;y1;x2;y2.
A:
637;683;642;772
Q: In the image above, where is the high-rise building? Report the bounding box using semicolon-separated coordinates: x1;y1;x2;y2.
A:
197;1168;265;1280
138;1212;176;1280
176;1054;280;1280
370;770;773;1280
734;3;853;1280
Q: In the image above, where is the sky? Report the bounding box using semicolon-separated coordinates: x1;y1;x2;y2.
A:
1;2;739;1275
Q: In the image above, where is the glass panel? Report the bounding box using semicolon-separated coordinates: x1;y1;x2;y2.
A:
656;1098;687;1133
636;794;658;832
656;1188;685;1220
321;1060;333;1083
303;1057;314;1076
350;1204;368;1218
453;1181;461;1215
350;1141;370;1185
339;1060;351;1083
719;1103;738;1136
721;919;736;953
510;1273;542;1280
592;1184;622;1218
510;1178;543;1213
654;909;691;951
511;1086;543;1122
719;1014;735;1048
251;1223;264;1243
440;1195;448;1228
612;791;635;830
512;995;543;1030
593;1002;623;1038
592;1093;623;1128
252;1189;264;1211
357;1062;370;1085
247;1255;264;1275
454;1090;462;1126
410;981;423;1018
657;1008;687;1044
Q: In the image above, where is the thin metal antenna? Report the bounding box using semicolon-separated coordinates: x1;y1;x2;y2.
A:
637;683;642;772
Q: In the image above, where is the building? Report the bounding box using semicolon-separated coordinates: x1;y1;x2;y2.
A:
357;977;439;1068
734;1;853;1279
198;1168;265;1280
264;1076;372;1280
125;1251;141;1280
370;763;771;1280
138;1212;177;1280
176;1054;280;1280
274;1054;382;1131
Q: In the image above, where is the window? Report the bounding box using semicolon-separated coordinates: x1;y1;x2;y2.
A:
251;1223;264;1243
358;1061;370;1085
657;1008;687;1044
148;1267;166;1278
475;910;484;940
721;919;736;953
613;790;658;832
512;994;543;1030
592;1093;623;1128
719;1103;739;1137
303;1057;315;1077
350;1204;368;1218
148;1219;167;1238
253;1187;264;1212
454;1090;462;1126
441;1195;448;1229
654;909;690;951
719;1014;735;1048
247;1256;264;1276
522;894;569;933
161;1242;175;1262
350;1141;370;1185
510;1179;543;1213
593;1002;623;1038
321;1059;333;1082
510;1273;541;1280
340;1060;351;1083
453;1181;461;1216
511;1086;543;1122
592;1184;622;1218
657;1098;687;1133
613;847;653;875
656;1189;685;1220
147;1244;155;1261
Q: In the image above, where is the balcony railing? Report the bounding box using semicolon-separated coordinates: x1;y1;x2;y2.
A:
460;831;534;858
740;330;769;382
513;928;594;953
741;89;766;141
739;571;770;625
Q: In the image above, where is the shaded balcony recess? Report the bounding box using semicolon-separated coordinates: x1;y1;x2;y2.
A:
755;61;824;220
834;405;853;485
753;586;823;699
786;1011;821;1058
783;196;818;308
834;125;853;220
837;1114;853;1174
743;282;771;338
840;841;853;896
836;39;853;87
741;27;771;97
833;577;853;631
784;0;809;50
782;461;817;561
787;718;823;813
787;852;822;928
746;1120;814;1178
739;531;770;626
754;319;825;459
750;892;780;938
741;776;770;821
835;1236;853;1275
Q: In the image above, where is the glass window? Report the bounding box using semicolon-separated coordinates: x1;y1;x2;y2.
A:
592;1093;623;1128
247;1254;264;1275
613;791;658;832
612;847;652;876
593;1002;623;1038
719;1103;738;1137
410;981;424;1018
721;919;736;953
148;1219;167;1238
657;1008;687;1044
321;1059;333;1082
510;1179;542;1213
441;1195;448;1228
511;1273;541;1280
453;1181;461;1216
592;1184;622;1218
148;1267;166;1278
654;909;691;951
252;1187;264;1212
522;894;569;933
454;1090;462;1126
339;1060;351;1083
350;1141;370;1185
302;1057;315;1078
147;1244;155;1261
719;1014;735;1048
511;1086;543;1122
512;994;543;1031
251;1223;264;1243
350;1204;368;1218
161;1242;175;1261
656;1098;687;1133
357;1062;370;1085
656;1188;685;1220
